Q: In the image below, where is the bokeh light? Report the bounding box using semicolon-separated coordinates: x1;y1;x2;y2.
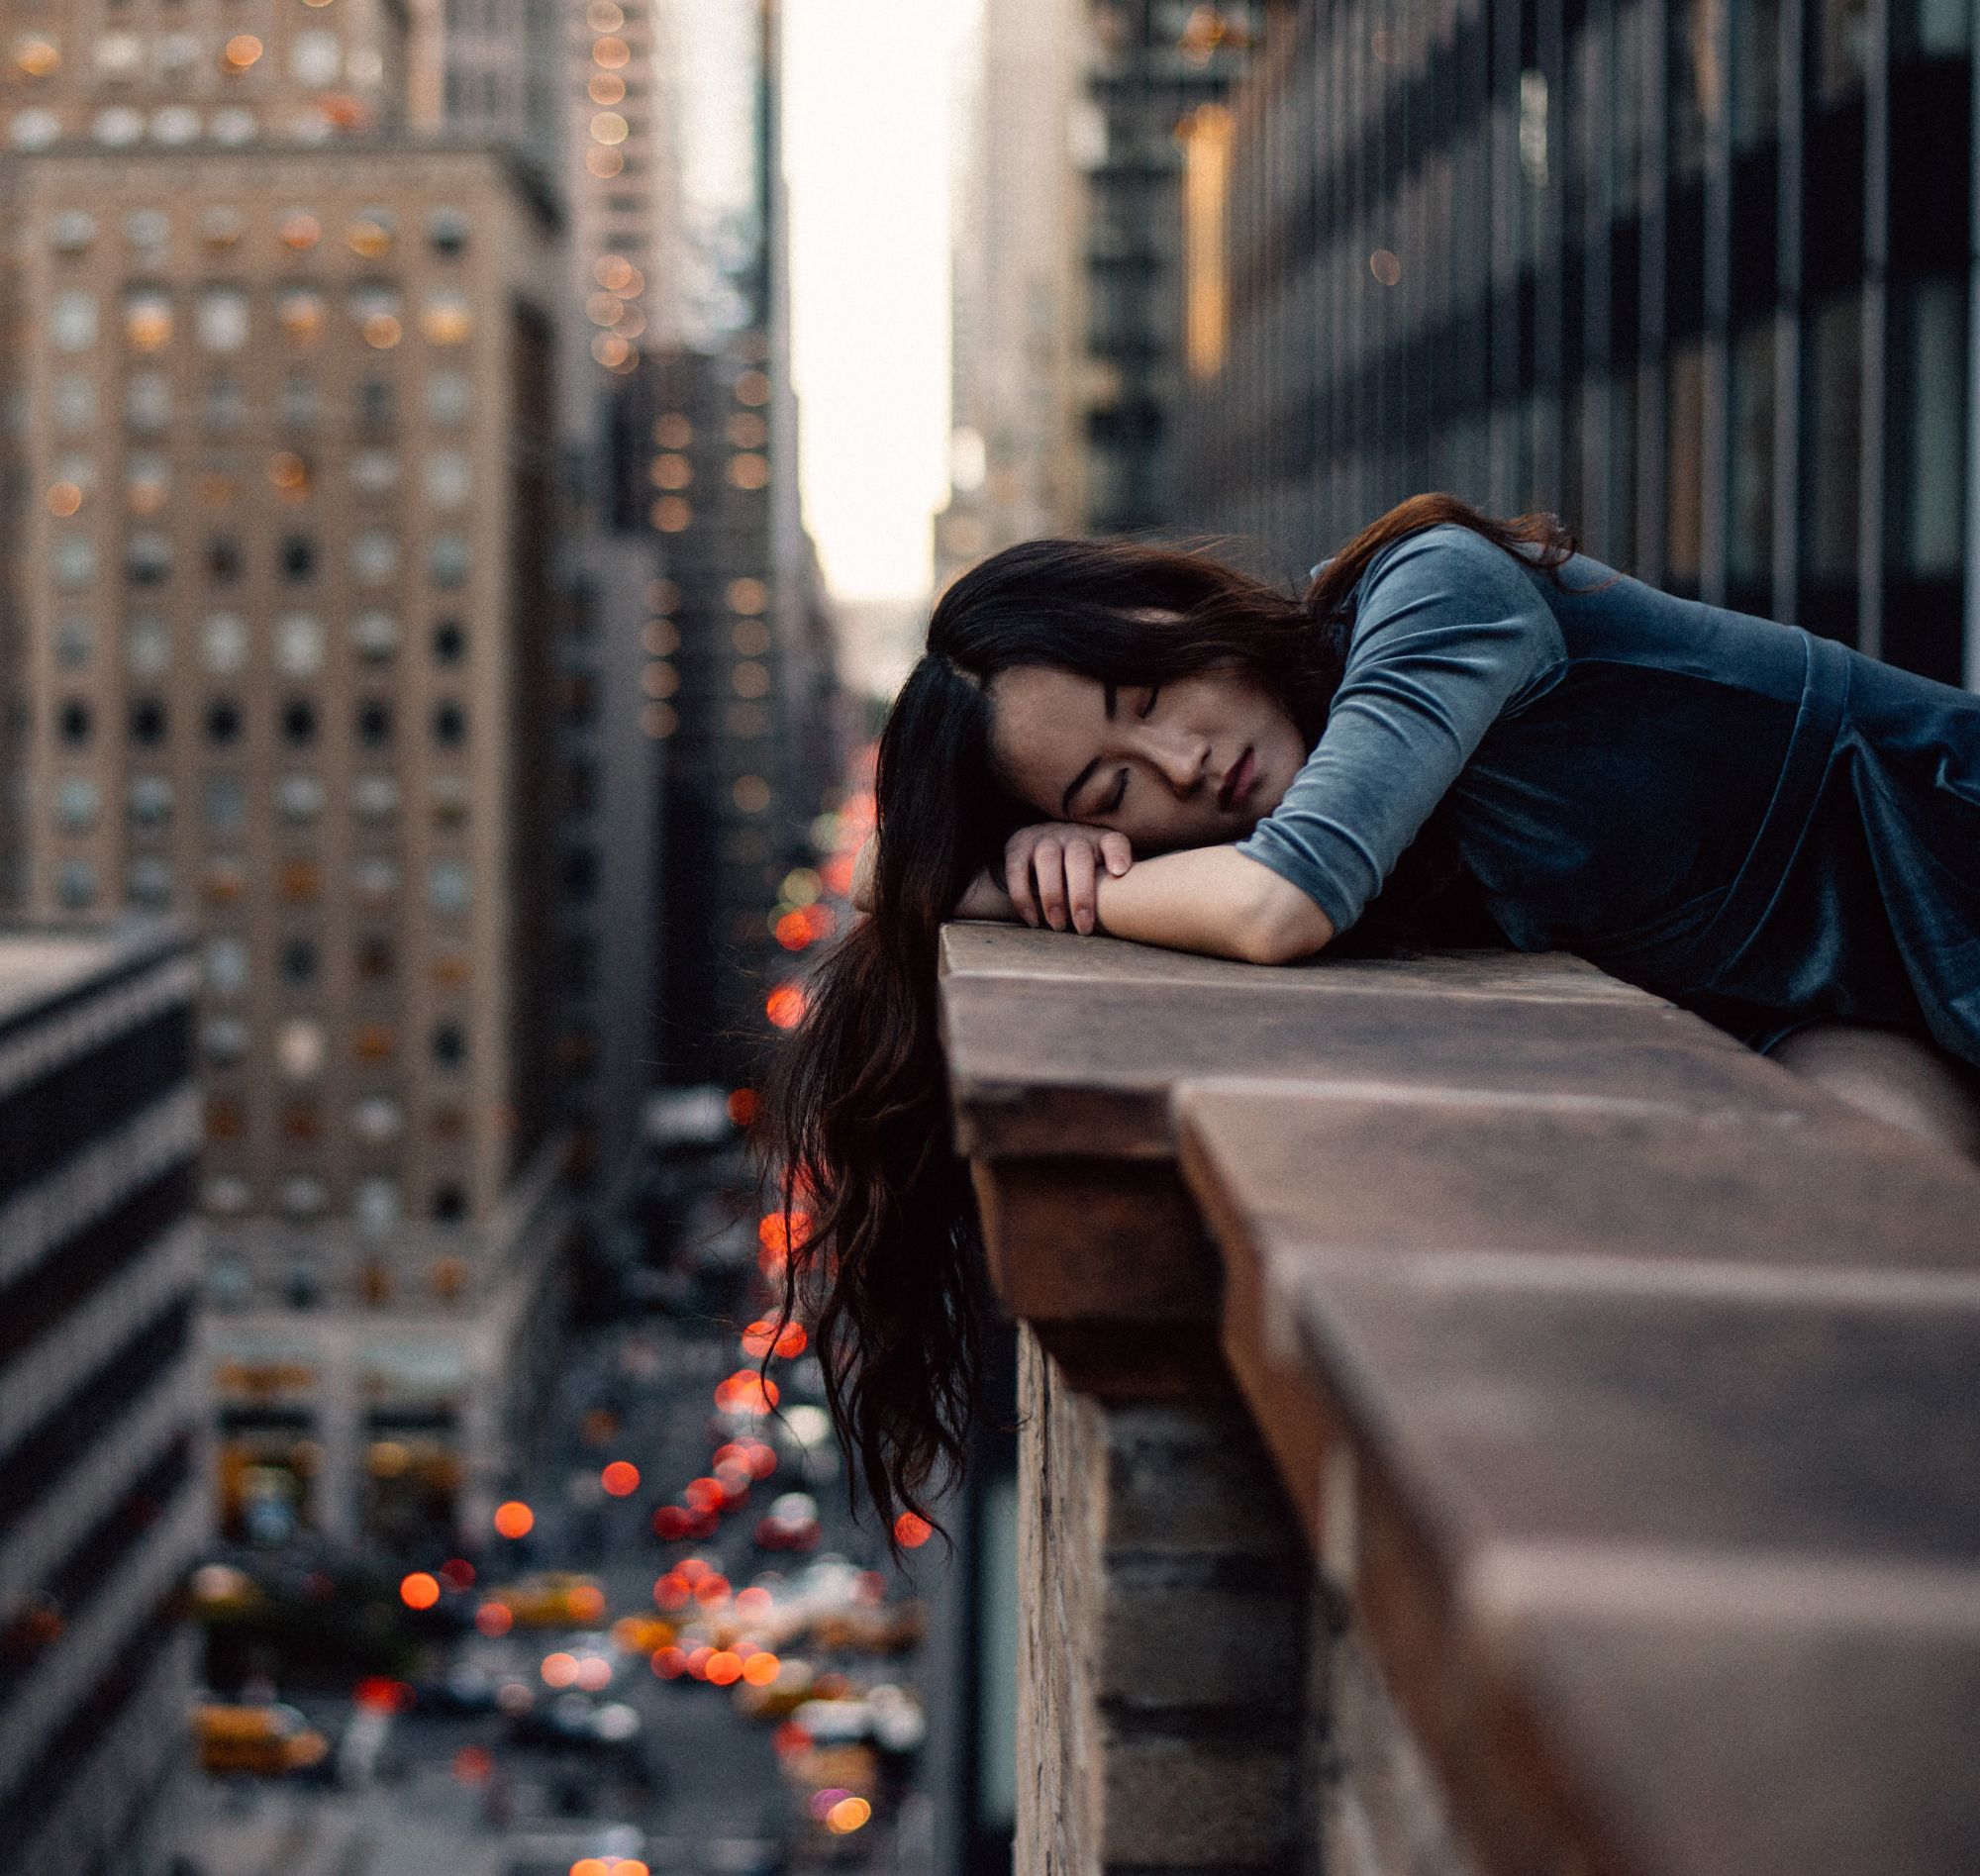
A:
399;1572;440;1610
493;1499;534;1539
601;1460;641;1497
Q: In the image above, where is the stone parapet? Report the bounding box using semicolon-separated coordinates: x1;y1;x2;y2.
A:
939;922;1980;1876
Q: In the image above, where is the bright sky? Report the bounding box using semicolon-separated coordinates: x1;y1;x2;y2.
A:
781;0;980;605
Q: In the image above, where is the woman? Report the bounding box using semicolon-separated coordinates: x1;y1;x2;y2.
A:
765;492;1980;1539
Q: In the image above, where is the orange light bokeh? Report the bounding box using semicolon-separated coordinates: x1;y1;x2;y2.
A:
493;1500;535;1539
764;985;806;1030
894;1512;935;1549
601;1460;641;1497
475;1600;514;1636
399;1572;441;1610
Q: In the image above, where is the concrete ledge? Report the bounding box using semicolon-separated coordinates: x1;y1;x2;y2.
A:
940;921;1980;1876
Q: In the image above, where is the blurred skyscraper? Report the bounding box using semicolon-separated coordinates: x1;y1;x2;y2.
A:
1167;0;1978;686
0;922;204;1876
0;0;579;1546
609;0;843;1094
935;0;1092;585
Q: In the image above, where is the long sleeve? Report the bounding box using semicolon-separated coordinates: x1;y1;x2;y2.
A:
1236;523;1566;932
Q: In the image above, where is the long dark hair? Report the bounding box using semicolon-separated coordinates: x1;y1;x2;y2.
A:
762;494;1578;1546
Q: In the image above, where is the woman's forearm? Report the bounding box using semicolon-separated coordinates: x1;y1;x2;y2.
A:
1093;845;1335;963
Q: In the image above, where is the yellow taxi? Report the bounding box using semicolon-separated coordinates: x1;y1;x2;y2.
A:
194;1703;330;1776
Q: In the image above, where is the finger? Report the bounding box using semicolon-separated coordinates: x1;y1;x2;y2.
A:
1100;832;1134;876
1005;844;1038;927
1034;840;1068;931
1065;841;1098;934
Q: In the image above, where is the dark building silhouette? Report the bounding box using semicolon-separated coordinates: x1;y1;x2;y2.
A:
1167;0;1977;688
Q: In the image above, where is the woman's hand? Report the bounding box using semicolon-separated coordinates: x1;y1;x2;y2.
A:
1004;822;1135;934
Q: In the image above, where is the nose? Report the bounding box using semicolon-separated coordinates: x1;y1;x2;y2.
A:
1144;725;1210;796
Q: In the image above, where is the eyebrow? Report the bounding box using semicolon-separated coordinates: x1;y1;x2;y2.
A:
1058;681;1117;817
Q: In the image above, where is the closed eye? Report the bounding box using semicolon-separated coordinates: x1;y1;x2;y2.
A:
1103;768;1128;814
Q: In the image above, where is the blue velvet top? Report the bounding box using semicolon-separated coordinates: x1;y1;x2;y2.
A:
1237;523;1980;1065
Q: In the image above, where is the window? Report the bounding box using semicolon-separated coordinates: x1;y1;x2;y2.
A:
426;371;469;426
53;374;96;432
50;290;97;351
432;700;466;745
427;534;469;587
280;937;319;984
352;855;399;902
126;615;170;675
197;287;249;351
126;453;169;514
357;377;395;430
127;855;172;906
279;372;320;429
277;773;324;822
48;211;96;254
55;858;98;909
352;530;399;585
205;936;249;994
352;774;399;820
423;452;469;508
420;290;473;345
203;775;245;832
152;105;199;143
55;617;94;667
355;699;392;745
1728;320;1777;593
350;287;402;349
54;775;99;831
431;1022;467;1068
128;773;173;825
352;612;400;662
277;288;326;345
432;619;465;662
11;111;59;149
204;698;242;744
126;372;169;432
432;1184;467;1222
351;449;398;495
355;1180;402;1234
275;613;324;675
279;1177;327;1221
50;537;94;590
207;536;245;582
58;699;93;744
428;859;470;912
1890;279;1968;578
281;698;318;745
204;373;246;431
355;936;396;982
280;535;317;582
425;206;470;255
201;613;248;671
290;29;341;83
1803;291;1863;584
125;532;171;585
93;106;144;146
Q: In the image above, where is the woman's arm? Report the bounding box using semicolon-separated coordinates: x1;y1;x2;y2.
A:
1091;843;1335;962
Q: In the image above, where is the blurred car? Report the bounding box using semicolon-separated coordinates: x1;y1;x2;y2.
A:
410;1663;504;1715
194;1702;330;1776
610;1615;677;1655
507;1692;644;1751
753;1491;821;1553
486;1571;608;1629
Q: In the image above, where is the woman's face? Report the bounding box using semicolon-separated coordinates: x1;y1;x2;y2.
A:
986;662;1308;851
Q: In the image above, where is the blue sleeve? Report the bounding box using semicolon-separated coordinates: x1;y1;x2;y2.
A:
1236;523;1566;933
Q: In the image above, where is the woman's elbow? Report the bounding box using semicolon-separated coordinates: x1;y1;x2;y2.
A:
1236;884;1336;965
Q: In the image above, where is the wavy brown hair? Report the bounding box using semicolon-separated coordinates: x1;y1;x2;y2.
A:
761;494;1579;1548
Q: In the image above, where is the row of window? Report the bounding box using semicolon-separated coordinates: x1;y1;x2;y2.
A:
52;770;471;831
53;852;474;912
53;613;465;671
51;693;469;747
204;1176;471;1230
202;1015;472;1071
205;933;467;991
12;27;374;88
49;367;471;434
48;531;477;590
50;449;473;514
43;203;468;261
46;284;473;353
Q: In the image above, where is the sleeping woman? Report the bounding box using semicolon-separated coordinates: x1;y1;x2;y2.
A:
763;491;1980;1538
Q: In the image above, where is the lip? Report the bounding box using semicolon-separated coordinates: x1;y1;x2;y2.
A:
1218;746;1255;813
